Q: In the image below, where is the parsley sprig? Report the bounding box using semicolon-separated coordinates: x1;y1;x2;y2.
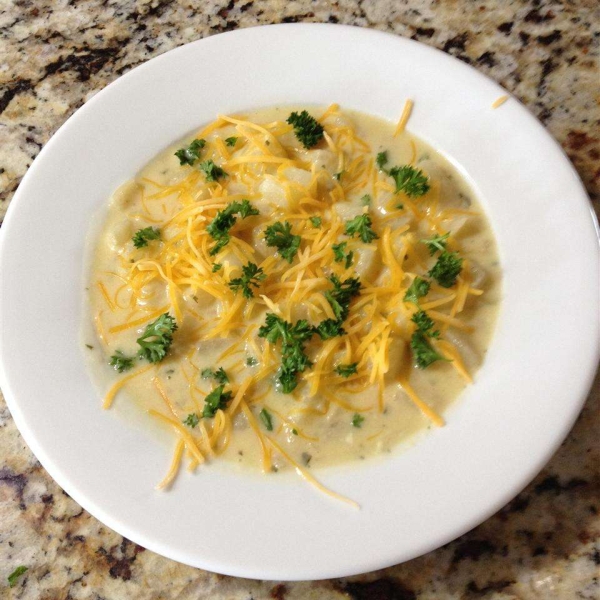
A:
314;275;362;340
228;262;266;298
109;350;135;373
389;165;430;198
429;251;463;288
334;363;358;378
206;199;259;255
421;232;449;256
202;385;233;418
199;159;227;182
174;138;206;166
132;226;160;249
287;110;324;149
258;314;315;393
410;309;448;369
264;221;301;263
344;214;378;243
259;408;274;431
136;313;177;363
332;241;354;268
403;276;430;304
8;566;28;588
201;367;229;384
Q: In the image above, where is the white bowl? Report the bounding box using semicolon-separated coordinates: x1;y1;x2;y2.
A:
0;24;598;580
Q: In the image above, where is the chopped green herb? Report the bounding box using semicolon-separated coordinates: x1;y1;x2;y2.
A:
411;310;440;338
212;263;222;272
224;136;238;147
335;362;358;377
264;221;301;263
428;251;463;288
183;413;199;428
291;428;298;435
199;159;227;182
324;274;362;321
109;350;135;373
286;110;324;149
202;385;233;418
361;194;372;206
396;203;404;210
376;150;388;170
403;276;430;304
235;198;260;218
351;413;364;428
314;318;345;340
246;356;258;367
206;200;260;255
228;262;266;298
201;367;229;384
310;216;322;228
259;408;273;431
410;330;447;369
85;344;94;350
301;452;312;465
136;313;177;363
8;566;28;588
132;226;160;249
334;170;345;181
389;165;430;198
174;138;206;166
421;232;449;256
258;313;315;393
344;214;378;243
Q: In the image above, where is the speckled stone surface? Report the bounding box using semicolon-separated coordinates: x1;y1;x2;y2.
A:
1;1;599;598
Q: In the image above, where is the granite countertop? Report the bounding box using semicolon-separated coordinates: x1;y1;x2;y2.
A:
1;1;599;598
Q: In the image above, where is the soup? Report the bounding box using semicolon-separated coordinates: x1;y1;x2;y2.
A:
83;104;500;491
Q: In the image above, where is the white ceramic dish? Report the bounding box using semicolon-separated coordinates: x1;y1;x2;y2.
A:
0;24;598;581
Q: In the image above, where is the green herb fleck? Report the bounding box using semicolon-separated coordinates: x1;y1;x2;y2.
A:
109;350;135;373
246;356;258;367
361;194;372;206
351;414;364;428
183;413;199;428
85;344;94;350
225;136;238;147
334;170;345;181
287;110;324;149
228;262;266;298
403;276;430;304
310;216;322;228
344;214;378;243
136;313;177;363
202;385;233;418
259;408;273;431
292;428;298;435
335;362;358;377
174;138;206;166
132;226;160;249
428;251;463;288
264;221;301;263
258;314;315;393
421;232;449;256
389;165;430;197
376;151;388;170
199;159;227;182
212;263;222;272
8;566;28;588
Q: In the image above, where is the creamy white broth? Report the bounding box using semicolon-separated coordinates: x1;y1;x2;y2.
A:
83;105;501;476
